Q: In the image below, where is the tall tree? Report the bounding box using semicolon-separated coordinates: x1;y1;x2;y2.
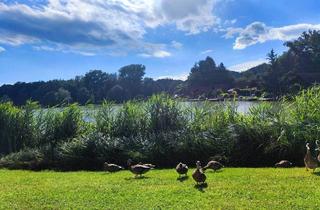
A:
267;49;277;68
118;64;145;99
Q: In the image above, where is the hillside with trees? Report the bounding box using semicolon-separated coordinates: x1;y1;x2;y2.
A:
1;30;320;106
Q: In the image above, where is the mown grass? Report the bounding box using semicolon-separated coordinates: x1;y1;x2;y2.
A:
1;168;320;209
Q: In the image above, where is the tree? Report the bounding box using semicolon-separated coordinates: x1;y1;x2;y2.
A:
142;77;160;97
267;49;278;68
83;70;117;102
55;88;72;105
218;62;226;71
107;85;126;102
187;57;234;95
118;64;145;99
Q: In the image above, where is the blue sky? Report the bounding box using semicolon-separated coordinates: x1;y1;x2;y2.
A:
0;0;320;84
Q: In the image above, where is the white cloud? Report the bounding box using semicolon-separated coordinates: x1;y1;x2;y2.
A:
171;41;183;49
201;49;213;54
224;19;237;25
226;22;320;50
0;0;220;55
157;72;189;81
0;46;5;53
139;50;171;58
228;59;266;72
159;0;220;34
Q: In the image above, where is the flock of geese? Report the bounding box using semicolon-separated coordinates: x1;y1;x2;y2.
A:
104;159;223;185
103;141;320;186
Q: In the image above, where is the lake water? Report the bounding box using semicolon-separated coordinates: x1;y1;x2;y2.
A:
79;101;261;122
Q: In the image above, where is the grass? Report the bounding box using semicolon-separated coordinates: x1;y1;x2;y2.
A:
1;168;320;209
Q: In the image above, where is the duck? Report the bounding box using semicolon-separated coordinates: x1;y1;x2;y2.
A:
127;159;152;178
138;162;156;169
176;162;188;177
304;143;318;172
203;160;224;172
274;160;292;168
192;161;206;185
104;162;124;172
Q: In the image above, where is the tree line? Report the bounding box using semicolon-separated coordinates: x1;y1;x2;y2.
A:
1;30;320;106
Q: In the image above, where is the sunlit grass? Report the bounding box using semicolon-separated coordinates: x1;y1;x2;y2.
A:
1;168;320;209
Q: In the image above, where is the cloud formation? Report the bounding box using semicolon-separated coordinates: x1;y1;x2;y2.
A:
201;49;213;54
226;22;320;49
138;50;171;58
228;59;266;72
157;72;189;81
0;0;219;56
0;46;5;53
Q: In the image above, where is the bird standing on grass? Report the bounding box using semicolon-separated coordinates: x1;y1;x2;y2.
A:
176;162;188;178
192;161;206;185
274;160;292;168
203;160;224;172
127;159;152;178
138;162;156;169
304;143;318;172
104;162;124;172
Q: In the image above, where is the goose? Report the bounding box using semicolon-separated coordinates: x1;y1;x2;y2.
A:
304;143;318;172
176;162;188;177
274;160;292;168
192;161;206;185
104;162;124;172
203;160;224;172
127;159;151;178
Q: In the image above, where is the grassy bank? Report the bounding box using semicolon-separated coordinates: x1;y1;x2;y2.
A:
1;86;320;169
0;168;320;209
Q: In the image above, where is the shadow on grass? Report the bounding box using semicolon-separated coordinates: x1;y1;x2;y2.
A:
204;170;223;174
177;176;189;182
312;171;320;176
124;176;150;181
194;183;208;192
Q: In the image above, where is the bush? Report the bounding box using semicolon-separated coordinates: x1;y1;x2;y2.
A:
0;148;47;170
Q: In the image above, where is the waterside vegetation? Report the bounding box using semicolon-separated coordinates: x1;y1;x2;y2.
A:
1;85;320;170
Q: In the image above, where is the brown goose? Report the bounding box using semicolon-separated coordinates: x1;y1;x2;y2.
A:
176;162;188;177
192;161;206;185
203;160;224;172
304;143;318;172
274;160;292;168
104;162;124;172
127;159;151;178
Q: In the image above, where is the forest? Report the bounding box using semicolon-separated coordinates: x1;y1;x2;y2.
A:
1;30;320;106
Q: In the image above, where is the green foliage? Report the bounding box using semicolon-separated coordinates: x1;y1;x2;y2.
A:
1;86;320;170
187;57;234;94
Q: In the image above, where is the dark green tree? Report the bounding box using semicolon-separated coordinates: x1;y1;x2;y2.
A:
118;64;145;99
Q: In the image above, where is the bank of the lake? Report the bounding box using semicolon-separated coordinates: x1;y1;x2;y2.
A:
0;86;319;170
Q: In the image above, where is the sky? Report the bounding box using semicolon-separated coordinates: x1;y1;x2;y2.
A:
0;0;320;84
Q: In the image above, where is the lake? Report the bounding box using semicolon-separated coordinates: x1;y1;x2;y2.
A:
78;101;261;122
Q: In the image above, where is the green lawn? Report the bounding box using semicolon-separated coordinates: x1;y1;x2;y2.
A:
0;168;320;209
